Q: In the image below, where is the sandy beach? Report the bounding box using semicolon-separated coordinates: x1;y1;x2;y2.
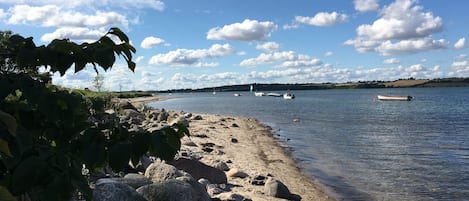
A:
128;97;334;201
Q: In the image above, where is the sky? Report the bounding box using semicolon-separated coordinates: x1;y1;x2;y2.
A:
1;0;469;91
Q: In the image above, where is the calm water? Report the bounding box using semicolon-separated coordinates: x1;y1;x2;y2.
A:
149;87;469;201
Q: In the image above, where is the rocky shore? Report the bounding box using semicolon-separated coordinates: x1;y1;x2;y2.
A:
91;98;333;201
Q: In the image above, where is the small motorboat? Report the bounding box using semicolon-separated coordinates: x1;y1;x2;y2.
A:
266;93;282;97
283;89;295;99
234;93;241;96
377;95;413;101
254;92;265;96
283;93;295;99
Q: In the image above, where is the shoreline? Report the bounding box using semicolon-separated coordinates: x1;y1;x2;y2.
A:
127;96;334;200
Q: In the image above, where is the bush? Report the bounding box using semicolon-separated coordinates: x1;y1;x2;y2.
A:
0;28;187;201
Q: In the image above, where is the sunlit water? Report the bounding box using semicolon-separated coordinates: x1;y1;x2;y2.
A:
149;87;469;201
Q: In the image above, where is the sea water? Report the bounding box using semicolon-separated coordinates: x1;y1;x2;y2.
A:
149;87;469;201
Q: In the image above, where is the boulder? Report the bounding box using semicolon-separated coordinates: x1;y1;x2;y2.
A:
177;176;211;201
136;180;192;201
226;168;248;178
213;161;230;171
119;101;138;110
169;116;189;127
169;158;227;184
109;173;152;189
144;160;181;183
122;109;146;125
264;177;297;200
93;179;146;201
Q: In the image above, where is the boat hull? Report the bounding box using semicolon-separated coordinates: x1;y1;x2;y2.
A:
377;95;413;101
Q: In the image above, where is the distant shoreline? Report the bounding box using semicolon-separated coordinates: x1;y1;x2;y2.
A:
155;77;469;93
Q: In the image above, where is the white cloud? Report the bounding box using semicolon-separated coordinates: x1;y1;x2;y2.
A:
324;51;333;57
455;54;468;60
0;0;165;11
376;37;448;56
454;38;466;50
383;58;400;64
0;8;6;19
149;43;235;66
357;0;442;40
295;12;348;27
7;5;128;28
207;19;277;41
140;36;165;49
354;0;379;12
451;60;469;76
256;42;280;52
346;0;445;55
40;27;105;42
240;51;322;68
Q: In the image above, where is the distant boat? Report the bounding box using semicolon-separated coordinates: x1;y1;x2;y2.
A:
283;89;295;99
254;92;265;96
266;92;282;97
377;95;413;101
234;93;241;96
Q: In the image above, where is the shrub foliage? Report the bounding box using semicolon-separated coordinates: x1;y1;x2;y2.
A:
0;28;188;201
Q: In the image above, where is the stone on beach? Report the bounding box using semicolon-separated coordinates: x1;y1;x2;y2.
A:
93;178;147;201
226;168;248;178
144;160;182;183
169;158;228;184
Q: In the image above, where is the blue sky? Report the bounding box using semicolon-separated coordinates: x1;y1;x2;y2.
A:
1;0;468;91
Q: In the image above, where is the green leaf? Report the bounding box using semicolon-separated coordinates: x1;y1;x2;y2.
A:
94;46;115;70
0;110;17;136
0;186;16;201
11;155;46;194
108;142;132;171
81;129;106;169
0;139;12;157
109;27;129;43
130;132;151;166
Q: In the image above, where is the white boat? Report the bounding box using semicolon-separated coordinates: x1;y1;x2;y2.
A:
266;92;282;97
254;92;265;96
234;93;241;96
377;95;413;101
283;93;295;99
283;89;295;99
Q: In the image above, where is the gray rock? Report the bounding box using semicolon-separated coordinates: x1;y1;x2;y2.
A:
136;180;192;201
110;173;152;189
213;161;230;171
215;192;247;201
169;116;189;127
264;177;297;200
169;158;227;184
198;178;211;186
177;176;211;201
192;115;203;120
119;101;138;110
144;160;181;183
123;109;146;125
93;178;146;201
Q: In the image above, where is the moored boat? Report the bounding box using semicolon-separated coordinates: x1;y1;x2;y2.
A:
254;92;265;96
266;92;282;97
377;95;413;101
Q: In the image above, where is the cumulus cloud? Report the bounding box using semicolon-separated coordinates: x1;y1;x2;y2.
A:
140;36;166;49
295;12;348;26
149;43;235;67
450;60;469;76
454;38;466;50
0;9;5;19
383;58;400;64
324;51;333;57
376;37;448;56
0;0;165;11
354;0;380;12
240;51;322;68
7;5;128;28
40;27;105;42
207;19;277;41
345;0;446;55
256;42;280;52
